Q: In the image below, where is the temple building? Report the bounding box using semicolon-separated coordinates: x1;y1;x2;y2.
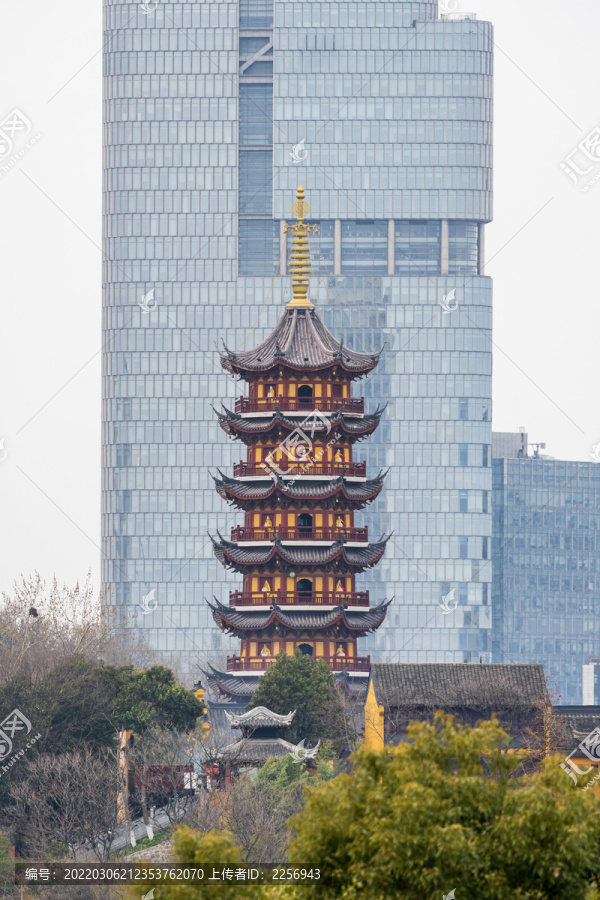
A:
205;187;391;701
220;706;298;770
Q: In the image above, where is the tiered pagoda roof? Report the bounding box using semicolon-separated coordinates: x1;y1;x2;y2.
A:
211;533;390;575
204;664;369;703
206;186;389;705
212;469;387;511
208;597;392;638
203;664;260;700
216;404;386;443
220;306;381;380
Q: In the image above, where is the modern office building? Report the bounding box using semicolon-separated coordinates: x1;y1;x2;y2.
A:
102;0;494;676
492;434;600;704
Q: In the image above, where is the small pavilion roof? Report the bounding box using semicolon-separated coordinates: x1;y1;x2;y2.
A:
212;469;386;510
224;706;296;729
220;305;381;380
218;737;298;763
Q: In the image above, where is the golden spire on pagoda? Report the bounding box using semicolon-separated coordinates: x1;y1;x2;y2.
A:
284;185;318;308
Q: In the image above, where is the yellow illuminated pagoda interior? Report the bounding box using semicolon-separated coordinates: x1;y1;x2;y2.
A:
205;187;390;701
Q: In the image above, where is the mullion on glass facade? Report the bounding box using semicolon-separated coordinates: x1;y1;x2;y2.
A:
103;0;494;673
493;456;600;704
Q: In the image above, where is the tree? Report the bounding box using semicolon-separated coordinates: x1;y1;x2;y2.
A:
127;827;257;900
105;665;204;733
285;713;600;899
0;572;156;686
105;666;204;838
245;653;352;751
0;655;117;757
10;748;121;861
185;749;337;865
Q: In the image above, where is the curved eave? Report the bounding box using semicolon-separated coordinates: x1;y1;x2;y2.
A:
203;666;259;700
221;355;380;381
218;306;382;379
208;598;391;636
213;470;386;510
212;534;390;574
216;406;385;441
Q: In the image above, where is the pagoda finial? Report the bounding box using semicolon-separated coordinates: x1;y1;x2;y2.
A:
284;186;318;309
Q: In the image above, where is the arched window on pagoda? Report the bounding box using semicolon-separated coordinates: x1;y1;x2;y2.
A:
297;384;313;407
297;513;313;536
297;578;313;600
297;643;313;656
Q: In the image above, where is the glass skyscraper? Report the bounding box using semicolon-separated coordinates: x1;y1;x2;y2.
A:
102;0;493;675
492;439;600;705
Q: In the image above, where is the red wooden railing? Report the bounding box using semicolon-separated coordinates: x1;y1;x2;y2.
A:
233;460;367;478
229;590;370;607
234;397;364;414
226;655;371;673
230;526;368;542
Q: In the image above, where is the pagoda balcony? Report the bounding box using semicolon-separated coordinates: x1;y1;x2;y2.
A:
226;655;371;673
230;525;369;543
232;460;367;478
229;590;370;607
234;397;364;415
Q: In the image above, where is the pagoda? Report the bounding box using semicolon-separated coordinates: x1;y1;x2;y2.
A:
205;186;390;701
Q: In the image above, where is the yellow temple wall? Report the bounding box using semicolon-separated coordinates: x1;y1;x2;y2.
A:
254;376;349;400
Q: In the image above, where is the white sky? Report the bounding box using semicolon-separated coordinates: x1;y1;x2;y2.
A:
0;0;598;593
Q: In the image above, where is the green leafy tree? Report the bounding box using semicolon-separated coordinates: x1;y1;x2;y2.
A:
103;665;204;836
285;713;600;900
246;653;351;750
128;827;257;900
103;664;204;732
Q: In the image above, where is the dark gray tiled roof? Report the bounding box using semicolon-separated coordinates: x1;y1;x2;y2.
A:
221;306;381;376
209;597;391;634
552;706;600;751
370;663;549;709
213;470;386;504
212;534;389;571
217;406;385;437
219;738;298;762
203;666;260;699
